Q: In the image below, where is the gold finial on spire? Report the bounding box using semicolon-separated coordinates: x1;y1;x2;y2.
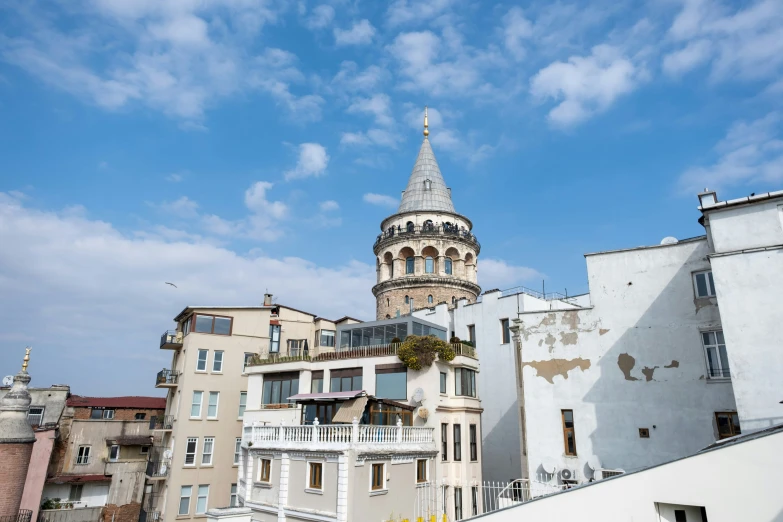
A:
423;106;429;137
22;347;31;372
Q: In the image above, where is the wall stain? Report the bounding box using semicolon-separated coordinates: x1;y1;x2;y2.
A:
559;332;578;346
641;366;658;381
617;353;640;381
538;339;543;347
523;358;591;384
539;313;557;326
699;375;705;380
664;360;680;368
544;333;557;351
599;328;610;336
561;311;580;330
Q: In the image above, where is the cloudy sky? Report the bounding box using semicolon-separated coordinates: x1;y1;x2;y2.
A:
1;0;781;394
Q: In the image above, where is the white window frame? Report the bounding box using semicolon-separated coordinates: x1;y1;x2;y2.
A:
306;460;324;493
238;392;247;419
212;350;224;373
202;437;214;466
257;457;273;483
191;391;203;418
102;409;115;419
179;486;192;516
415;458;428;484
369;461;387;493
230;484;238;507
701;330;730;379
28;406;45;425
233;438;242;465
196;349;209;372
207;391;220;419
196;485;209;515
184;437;198;467
69;484;83;502
76;445;91;465
109;444;120;462
693;270;716;298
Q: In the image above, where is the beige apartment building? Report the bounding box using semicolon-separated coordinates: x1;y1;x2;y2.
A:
149;297;358;522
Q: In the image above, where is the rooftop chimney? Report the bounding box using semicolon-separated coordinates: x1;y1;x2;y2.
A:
263;294;273;306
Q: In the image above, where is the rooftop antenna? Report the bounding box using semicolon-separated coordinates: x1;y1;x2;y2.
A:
423;106;429;138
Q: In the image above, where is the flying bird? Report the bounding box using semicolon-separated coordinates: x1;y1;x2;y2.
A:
165;282;178;288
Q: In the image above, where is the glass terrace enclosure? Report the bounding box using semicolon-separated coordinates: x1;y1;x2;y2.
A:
337;316;447;350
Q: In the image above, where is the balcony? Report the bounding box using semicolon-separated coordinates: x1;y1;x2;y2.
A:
145;460;170;480
160;330;183;350
373;224;480;253
155;369;179;388
149;415;174;431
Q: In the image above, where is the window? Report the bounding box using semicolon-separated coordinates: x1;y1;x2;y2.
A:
501;319;510;344
406;257;414;274
702;331;730;378
197;349;208;372
375;365;407;400
182;316;192;336
472;486;479;517
404;295;410;304
406;221;414;232
202;437;214;465
428;295;433;304
238;392;247;418
454;487;463;520
320;330;335;347
193;314;232;335
196;485;209;514
455;368;477;397
441;424;448;461
213;350;224;372
716;412;741;439
439;372;447;394
330;368;362;393
308;462;323;490
562;410;577;456
91;408;114;419
140;446;149;455
109;444;120;462
470;424;478;461
207;392;219;418
263;372;300;405
445;258;453;275
191;391;203;418
76;445;90;465
416;459;428;483
243;353;254;372
185;437;198;466
69;484;83;502
135;412;146;420
178;486;192;516
425;256;434;273
259;458;272;482
675;510;686;522
371;463;385;491
103;409;115;419
234;438;242;465
693;270;716;298
269;324;281;353
230;484;238;507
28;407;44;426
454;424;462;462
467;325;476;346
311;371;324;393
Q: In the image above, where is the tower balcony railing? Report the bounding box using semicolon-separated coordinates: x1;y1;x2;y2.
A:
374;224;480;250
155;369;179;388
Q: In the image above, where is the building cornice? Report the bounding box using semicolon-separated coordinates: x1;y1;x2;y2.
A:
380;210;474;232
373;230;481;256
372;276;481;297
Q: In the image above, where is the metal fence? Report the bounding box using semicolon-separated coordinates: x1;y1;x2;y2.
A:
0;511;32;522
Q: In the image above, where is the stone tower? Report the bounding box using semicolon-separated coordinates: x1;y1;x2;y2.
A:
0;349;36;517
372;108;481;320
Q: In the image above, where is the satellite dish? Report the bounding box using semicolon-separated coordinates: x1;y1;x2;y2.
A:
163;449;173;460
660;236;678;245
159;464;167;475
541;458;558;475
586;455;601;471
418;408;429;419
412;388;424;403
2;376;13;387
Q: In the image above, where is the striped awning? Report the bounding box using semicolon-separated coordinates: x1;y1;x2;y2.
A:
332;396;369;423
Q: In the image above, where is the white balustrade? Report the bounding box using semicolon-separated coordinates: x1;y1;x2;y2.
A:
246;422;434;448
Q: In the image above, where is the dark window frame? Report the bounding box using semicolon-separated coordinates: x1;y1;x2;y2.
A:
416;459;428;483
371;462;385;491
469;424;478;461
441;423;448;461
192;314;233;336
454;424;462;462
311;371;324;394
262;372;300;405
330;367;363;393
439;372;447;394
454;487;463;520
308;462;323;490
715;411;741;439
259;458;271;482
501;318;510;344
455;368;477;398
562;409;577;456
374;364;407;400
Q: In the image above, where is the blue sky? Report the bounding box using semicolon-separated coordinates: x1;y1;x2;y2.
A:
1;0;781;394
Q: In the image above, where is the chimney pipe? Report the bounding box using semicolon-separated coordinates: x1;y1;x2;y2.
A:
263;293;273;306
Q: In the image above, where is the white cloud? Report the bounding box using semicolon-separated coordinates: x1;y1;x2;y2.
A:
334;20;376;46
284;143;330;181
478;259;544;291
363;193;399;208
304;5;335;30
166;172;185;182
503;7;533;61
530;45;644;127
662;39;712;76
678;112;783;193
319;200;339;211
244;181;288;219
331;62;389;93
154;196;200;218
386;0;454;26
340;132;371;146
340;129;402;148
0;192;374;394
347;94;394;127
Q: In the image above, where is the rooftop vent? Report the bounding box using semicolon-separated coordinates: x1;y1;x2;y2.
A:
660;237;678;245
424;179;432;190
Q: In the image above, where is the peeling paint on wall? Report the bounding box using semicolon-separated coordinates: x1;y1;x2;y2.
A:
664;360;680;368
561;311;580;330
642;366;658;382
559;332;578;346
544;333;556;351
537;339;543;347
617;353;640;381
599;328;610;336
539;313;556;326
523;358;591;384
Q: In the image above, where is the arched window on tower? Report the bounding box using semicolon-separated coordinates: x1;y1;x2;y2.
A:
385;314;391;319
425;256;434;273
406;257;414;274
405;295;409;305
452;296;456;305
428;295;433;304
445;258;453;275
423;219;434;231
406;221;414;232
386;298;390;307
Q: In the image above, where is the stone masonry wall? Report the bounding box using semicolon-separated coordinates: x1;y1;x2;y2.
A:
73;408;165;421
103;502;140;522
0;442;33;516
376;286;476;320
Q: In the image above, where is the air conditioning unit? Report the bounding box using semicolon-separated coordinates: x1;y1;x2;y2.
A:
559;468;578;483
597;468;624;480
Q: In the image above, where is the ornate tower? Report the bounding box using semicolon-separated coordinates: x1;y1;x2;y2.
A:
372;108;481;320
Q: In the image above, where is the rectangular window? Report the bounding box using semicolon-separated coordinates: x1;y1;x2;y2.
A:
103;409;115;419
238;392;247;418
134;412;146;420
185;437;198;466
562;410;577;456
454;487;463;520
202;437;214;465
230;484;238;507
178;486;192;516
406;257;414;274
207;392;220;419
234;438;242;465
320;330;336;347
259;458;271;482
28;407;45;426
445;258;453;275
441;423;448;461
329;368;362;393
76;446;90;465
262;372;300;405
675;510;687;522
140;446;149;455
702;330;730;379
469;424;478;461
454;424;462;462
193;314;232;335
455;368;477;397
182;316;192;336
440;372;447;394
467;325;476;346
501;319;510;344
212;351;224;372
109;444;120;462
693;270;716;298
269;324;281;353
69;484;83;502
308;462;323;490
472;486;479;517
425;257;434;273
375;365;407;400
197;349;208;372
311;371;324;394
90;409;102;420
191;391;203;418
371;462;385;491
243;353;254;372
196;485;209;514
715;412;741;439
416;459;428;483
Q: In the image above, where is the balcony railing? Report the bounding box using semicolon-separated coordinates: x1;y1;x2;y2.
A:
160;330;183;349
0;511;32;522
155;369;179;387
145;460;170;478
374;224;480;251
149;415;174;430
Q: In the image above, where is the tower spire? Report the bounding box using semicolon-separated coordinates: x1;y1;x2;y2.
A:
423;106;429;138
21;347;31;373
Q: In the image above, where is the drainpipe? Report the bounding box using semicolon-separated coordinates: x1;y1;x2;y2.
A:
509;319;530;480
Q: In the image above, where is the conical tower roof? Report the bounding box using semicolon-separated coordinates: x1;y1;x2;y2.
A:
398;137;455;213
